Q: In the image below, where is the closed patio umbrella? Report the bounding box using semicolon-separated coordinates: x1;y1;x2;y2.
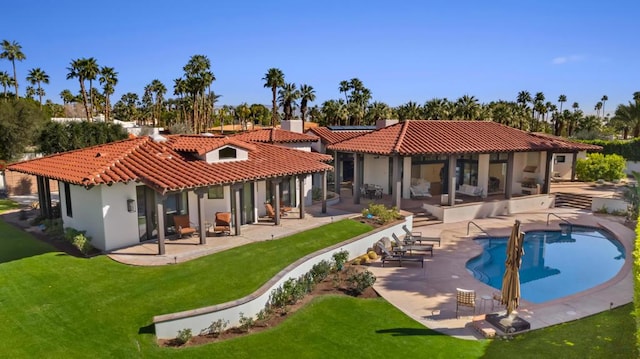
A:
501;219;525;316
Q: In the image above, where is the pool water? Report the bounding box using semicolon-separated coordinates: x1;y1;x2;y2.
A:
466;226;626;303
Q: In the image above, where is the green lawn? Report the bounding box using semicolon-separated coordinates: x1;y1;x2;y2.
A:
0;198;21;213
0;216;635;358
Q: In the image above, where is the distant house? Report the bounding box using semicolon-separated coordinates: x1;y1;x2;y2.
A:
8;133;332;253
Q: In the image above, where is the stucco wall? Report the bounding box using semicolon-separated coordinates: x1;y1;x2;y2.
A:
592;197;628;214
363;155;389;193
101;183;139;251
153;216;413;339
423;195;554;223
61;183;107;250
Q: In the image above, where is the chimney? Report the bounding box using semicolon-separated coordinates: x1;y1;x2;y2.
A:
281;119;303;133
376;119;399;129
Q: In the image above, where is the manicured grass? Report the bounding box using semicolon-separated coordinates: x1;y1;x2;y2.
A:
0;198;20;213
0;216;635;358
0;219;54;263
483;303;636;359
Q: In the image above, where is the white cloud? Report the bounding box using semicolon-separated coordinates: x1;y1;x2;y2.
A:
552;55;584;65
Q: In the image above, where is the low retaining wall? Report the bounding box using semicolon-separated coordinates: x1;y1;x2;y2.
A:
423;195;554;223
592;197;628;214
153;216;413;339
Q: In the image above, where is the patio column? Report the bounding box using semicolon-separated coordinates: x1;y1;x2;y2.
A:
505;152;514;199
36;176;47;218
447;154;457;206
542;151;553;194
43;178;52;218
196;188;207;244
272;179;282;225
353;153;361;205
570;152;578;181
297;175;305;219
333;150;341;194
155;193;166;255
321;170;327;213
232;183;243;235
391;154;401;207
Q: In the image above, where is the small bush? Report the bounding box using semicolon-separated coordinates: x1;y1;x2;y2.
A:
347;270;377;295
362;203;401;224
43;218;63;238
312;187;322;201
175;328;192;345
238;312;254;333
332;250;349;270
64;228;94;255
310;260;332;283
202;319;229;337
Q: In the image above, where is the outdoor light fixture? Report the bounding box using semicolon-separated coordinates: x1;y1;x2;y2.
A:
127;199;136;213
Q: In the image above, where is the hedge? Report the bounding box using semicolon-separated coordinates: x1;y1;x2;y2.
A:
579;138;640;161
634;219;640;357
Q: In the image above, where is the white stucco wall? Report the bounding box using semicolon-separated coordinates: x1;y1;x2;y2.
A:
101;183;139;251
402;157;412;199
477;154;490;197
626;161;640;176
61;183;107;250
204;145;249;163
423;195;554;223
592;197;628;214
363;155;389;192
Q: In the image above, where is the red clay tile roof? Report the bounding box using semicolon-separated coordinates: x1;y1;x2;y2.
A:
230;128;318;143
169;135;256;155
305;127;371;145
327;120;602;155
8;136;332;194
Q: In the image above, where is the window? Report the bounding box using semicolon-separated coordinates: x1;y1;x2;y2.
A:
556;155;566;163
64;183;72;217
208;186;224;199
219;147;237;159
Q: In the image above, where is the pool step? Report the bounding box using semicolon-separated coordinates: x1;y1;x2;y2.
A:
553;192;592;210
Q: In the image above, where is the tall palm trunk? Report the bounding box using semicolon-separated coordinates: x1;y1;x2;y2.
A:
78;79;91;121
37;83;43;108
105;95;111;122
271;85;277;127
11;60;18;98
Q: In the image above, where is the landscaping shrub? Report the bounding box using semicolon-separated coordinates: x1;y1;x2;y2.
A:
332;250;349;270
575;153;626;182
175;328;192;345
238;312;254;333
347;270;376;295
64;228;94;255
580;138;640;161
42;218;63;239
361;203;401;224
202;319;229;337
310;260;332;283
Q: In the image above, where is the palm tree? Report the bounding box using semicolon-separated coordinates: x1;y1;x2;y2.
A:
82;57;99;115
262;68;285;127
339;80;350;102
557;94;567;113
424;98;451;120
0;71;11;97
516;91;532;129
25;86;35;100
454;95;481;120
59;89;75;104
278;82;300;122
0;40;26;98
299;84;315;122
610;101;640;138
396;101;421;121
594;101;603;117
26;68;49;107
601;95;608;118
66;58;91;121
366;101;391;123
99;66;118;121
149;79;166;126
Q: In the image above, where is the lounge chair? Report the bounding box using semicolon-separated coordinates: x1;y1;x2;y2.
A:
213;211;232;236
456;288;476;318
402;225;441;247
264;203;287;219
173;214;197;238
392;233;433;257
376;242;424;268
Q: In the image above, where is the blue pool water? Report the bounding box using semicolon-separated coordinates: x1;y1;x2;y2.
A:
466;226;626;303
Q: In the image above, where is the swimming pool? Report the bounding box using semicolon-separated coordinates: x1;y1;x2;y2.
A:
466;226;626;303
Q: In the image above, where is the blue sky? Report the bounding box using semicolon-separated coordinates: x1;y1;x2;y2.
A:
2;0;638;114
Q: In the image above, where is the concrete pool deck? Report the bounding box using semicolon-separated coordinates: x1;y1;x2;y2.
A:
366;208;634;339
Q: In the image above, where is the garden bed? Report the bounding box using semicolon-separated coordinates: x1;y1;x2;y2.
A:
160;264;378;348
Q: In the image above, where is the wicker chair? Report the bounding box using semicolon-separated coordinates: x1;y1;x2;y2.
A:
456;288;476;318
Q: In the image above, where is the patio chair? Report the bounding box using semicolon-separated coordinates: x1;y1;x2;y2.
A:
173;214;197;238
402;225;441;247
456;288;476;318
376;242;424;268
213;211;232;236
264;203;288;219
392;233;433;256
